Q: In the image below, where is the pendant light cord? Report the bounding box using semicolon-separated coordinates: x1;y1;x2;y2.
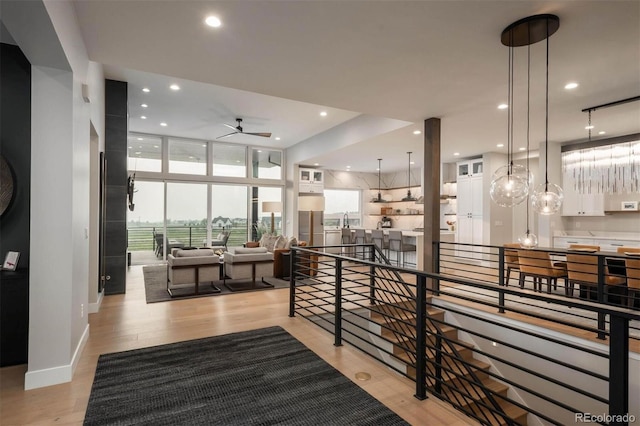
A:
526;41;531;235
508;37;514;173
544;17;550;192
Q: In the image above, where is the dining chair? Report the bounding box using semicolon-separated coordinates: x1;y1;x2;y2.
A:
568;244;600;251
624;257;640;308
388;230;416;267
617;247;640;307
517;250;567;294
503;243;521;286
340;228;354;257
566;251;625;299
371;229;389;259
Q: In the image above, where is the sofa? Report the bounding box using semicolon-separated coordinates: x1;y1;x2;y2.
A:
246;235;307;278
167;248;221;296
223;247;274;291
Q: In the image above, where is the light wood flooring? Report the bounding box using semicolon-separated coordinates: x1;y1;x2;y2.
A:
0;265;473;426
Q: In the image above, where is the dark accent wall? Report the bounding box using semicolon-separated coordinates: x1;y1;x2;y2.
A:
0;43;31;268
104;79;128;294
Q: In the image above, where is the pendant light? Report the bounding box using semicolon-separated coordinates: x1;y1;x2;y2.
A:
518;43;538;249
372;158;388;203
401;152;417;201
490;28;531;208
530;15;563;215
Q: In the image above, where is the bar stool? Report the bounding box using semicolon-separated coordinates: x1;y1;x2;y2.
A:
371;229;389;259
388;230;416;267
354;228;367;259
341;228;354;257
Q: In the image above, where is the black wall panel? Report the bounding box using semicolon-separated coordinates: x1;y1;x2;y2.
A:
103;79;128;294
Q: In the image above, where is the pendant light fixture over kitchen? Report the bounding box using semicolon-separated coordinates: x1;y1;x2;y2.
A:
490;24;531;208
372;158;388;203
401;152;417;202
526;15;563;215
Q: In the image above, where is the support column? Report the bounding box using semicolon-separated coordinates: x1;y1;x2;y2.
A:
423;118;441;279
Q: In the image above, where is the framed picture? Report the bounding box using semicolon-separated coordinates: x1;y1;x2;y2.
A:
621;201;639;211
2;251;19;271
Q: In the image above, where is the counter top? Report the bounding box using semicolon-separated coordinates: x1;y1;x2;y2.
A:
554;231;640;242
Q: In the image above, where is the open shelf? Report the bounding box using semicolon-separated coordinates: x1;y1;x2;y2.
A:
604;210;640;214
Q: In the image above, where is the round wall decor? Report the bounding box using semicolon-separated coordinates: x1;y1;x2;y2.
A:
0;155;15;217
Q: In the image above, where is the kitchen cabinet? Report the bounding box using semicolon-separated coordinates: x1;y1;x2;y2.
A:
299;168;324;193
561;173;604;216
553;237;595;249
457;159;483;180
456;175;484;258
553;237;640;251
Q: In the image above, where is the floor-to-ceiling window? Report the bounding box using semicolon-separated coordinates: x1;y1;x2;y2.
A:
126;133;284;263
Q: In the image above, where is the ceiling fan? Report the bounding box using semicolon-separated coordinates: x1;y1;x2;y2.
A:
216;118;272;139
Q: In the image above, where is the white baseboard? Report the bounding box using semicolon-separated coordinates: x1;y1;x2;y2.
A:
24;324;90;390
89;290;104;314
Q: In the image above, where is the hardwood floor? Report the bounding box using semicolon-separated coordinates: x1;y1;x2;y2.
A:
0;265;473;426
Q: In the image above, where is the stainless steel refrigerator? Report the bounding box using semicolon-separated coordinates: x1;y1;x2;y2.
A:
298;211;324;246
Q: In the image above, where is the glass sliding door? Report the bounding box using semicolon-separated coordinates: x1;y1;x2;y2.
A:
211;184;248;248
166;182;208;252
126;180;165;265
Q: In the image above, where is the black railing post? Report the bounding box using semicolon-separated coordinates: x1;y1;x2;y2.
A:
189;226;193;246
369;245;376;305
414;274;428;400
498;246;505;313
433;241;440;295
288;248;298;317
597;255;606;339
434;333;442;396
334;258;343;347
609;314;629;426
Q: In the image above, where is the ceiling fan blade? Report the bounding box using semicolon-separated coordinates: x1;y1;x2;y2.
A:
223;123;238;130
245;132;272;138
216;131;238;139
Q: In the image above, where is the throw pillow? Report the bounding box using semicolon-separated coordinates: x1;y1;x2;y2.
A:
274;235;287;250
216;233;225;240
285;236;298;249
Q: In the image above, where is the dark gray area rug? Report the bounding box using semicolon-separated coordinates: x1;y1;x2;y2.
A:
143;264;289;303
84;326;408;426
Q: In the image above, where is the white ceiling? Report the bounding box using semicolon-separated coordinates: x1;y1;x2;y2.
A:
73;1;640;173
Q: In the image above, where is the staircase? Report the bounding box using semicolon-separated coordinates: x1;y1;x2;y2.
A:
369;299;528;426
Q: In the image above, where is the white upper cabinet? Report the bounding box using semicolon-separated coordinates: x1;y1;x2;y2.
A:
457;159;483;179
561;172;604;216
299;168;324;193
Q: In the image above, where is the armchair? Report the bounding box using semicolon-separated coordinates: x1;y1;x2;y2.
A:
210;231;230;251
167;248;221;297
245;235;307;278
223;247;274;291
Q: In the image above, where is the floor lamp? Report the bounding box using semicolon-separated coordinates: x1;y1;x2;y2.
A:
298;196;325;246
261;201;282;235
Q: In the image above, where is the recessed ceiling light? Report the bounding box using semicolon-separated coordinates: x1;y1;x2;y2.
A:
376;168;380;171
320;111;328;117
410;161;415;165
585;125;595;130
189;156;194;159
134;151;141;155
137;137;143;141
141;116;147;119
599;131;606;135
564;82;579;90
141;103;148;108
205;15;222;28
453;152;460;156
236;160;240;163
314;163;319;166
170;84;180;91
138;145;142;149
257;150;262;153
413;130;421;135
202;144;207;147
498;104;509;110
128;146;132;149
160;122;167;127
519;147;526;151
142;87;150;93
153;145;159;148
346;165;351;168
497;144;504;148
275;137;281;141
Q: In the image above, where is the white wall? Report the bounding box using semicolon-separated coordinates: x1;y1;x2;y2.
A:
2;0;104;389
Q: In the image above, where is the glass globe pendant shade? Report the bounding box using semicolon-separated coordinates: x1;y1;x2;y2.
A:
489;164;531;207
518;230;539;249
531;182;563;215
